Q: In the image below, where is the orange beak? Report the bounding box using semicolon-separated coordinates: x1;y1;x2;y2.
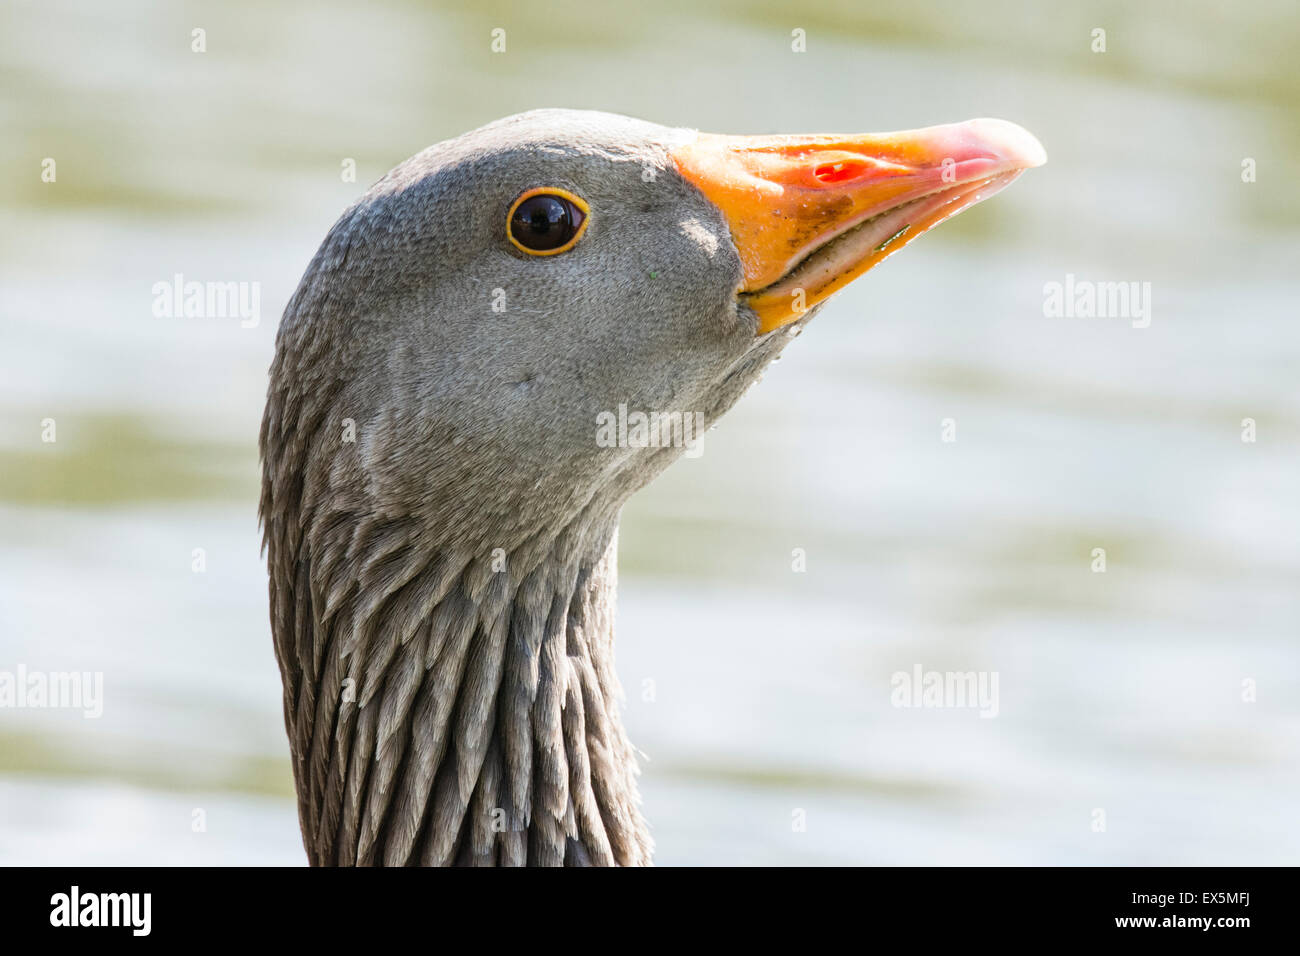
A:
670;118;1046;334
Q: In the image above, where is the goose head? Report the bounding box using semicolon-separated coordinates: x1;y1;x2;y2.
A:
260;108;1044;866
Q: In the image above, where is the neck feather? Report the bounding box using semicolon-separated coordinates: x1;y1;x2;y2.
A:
266;503;651;866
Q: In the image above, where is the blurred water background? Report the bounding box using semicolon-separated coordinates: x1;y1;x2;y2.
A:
2;0;1298;864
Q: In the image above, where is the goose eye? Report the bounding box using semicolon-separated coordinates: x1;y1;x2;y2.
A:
507;188;589;255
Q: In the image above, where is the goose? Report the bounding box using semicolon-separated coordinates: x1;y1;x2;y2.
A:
260;108;1045;866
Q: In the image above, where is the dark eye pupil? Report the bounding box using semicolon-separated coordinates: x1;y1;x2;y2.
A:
510;194;583;251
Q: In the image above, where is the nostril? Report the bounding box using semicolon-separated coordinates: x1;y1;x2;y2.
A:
813;160;866;184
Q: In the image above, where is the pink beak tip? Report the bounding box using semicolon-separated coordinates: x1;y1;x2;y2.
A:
962;117;1048;169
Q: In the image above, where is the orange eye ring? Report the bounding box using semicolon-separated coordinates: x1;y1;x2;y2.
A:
506;187;590;256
